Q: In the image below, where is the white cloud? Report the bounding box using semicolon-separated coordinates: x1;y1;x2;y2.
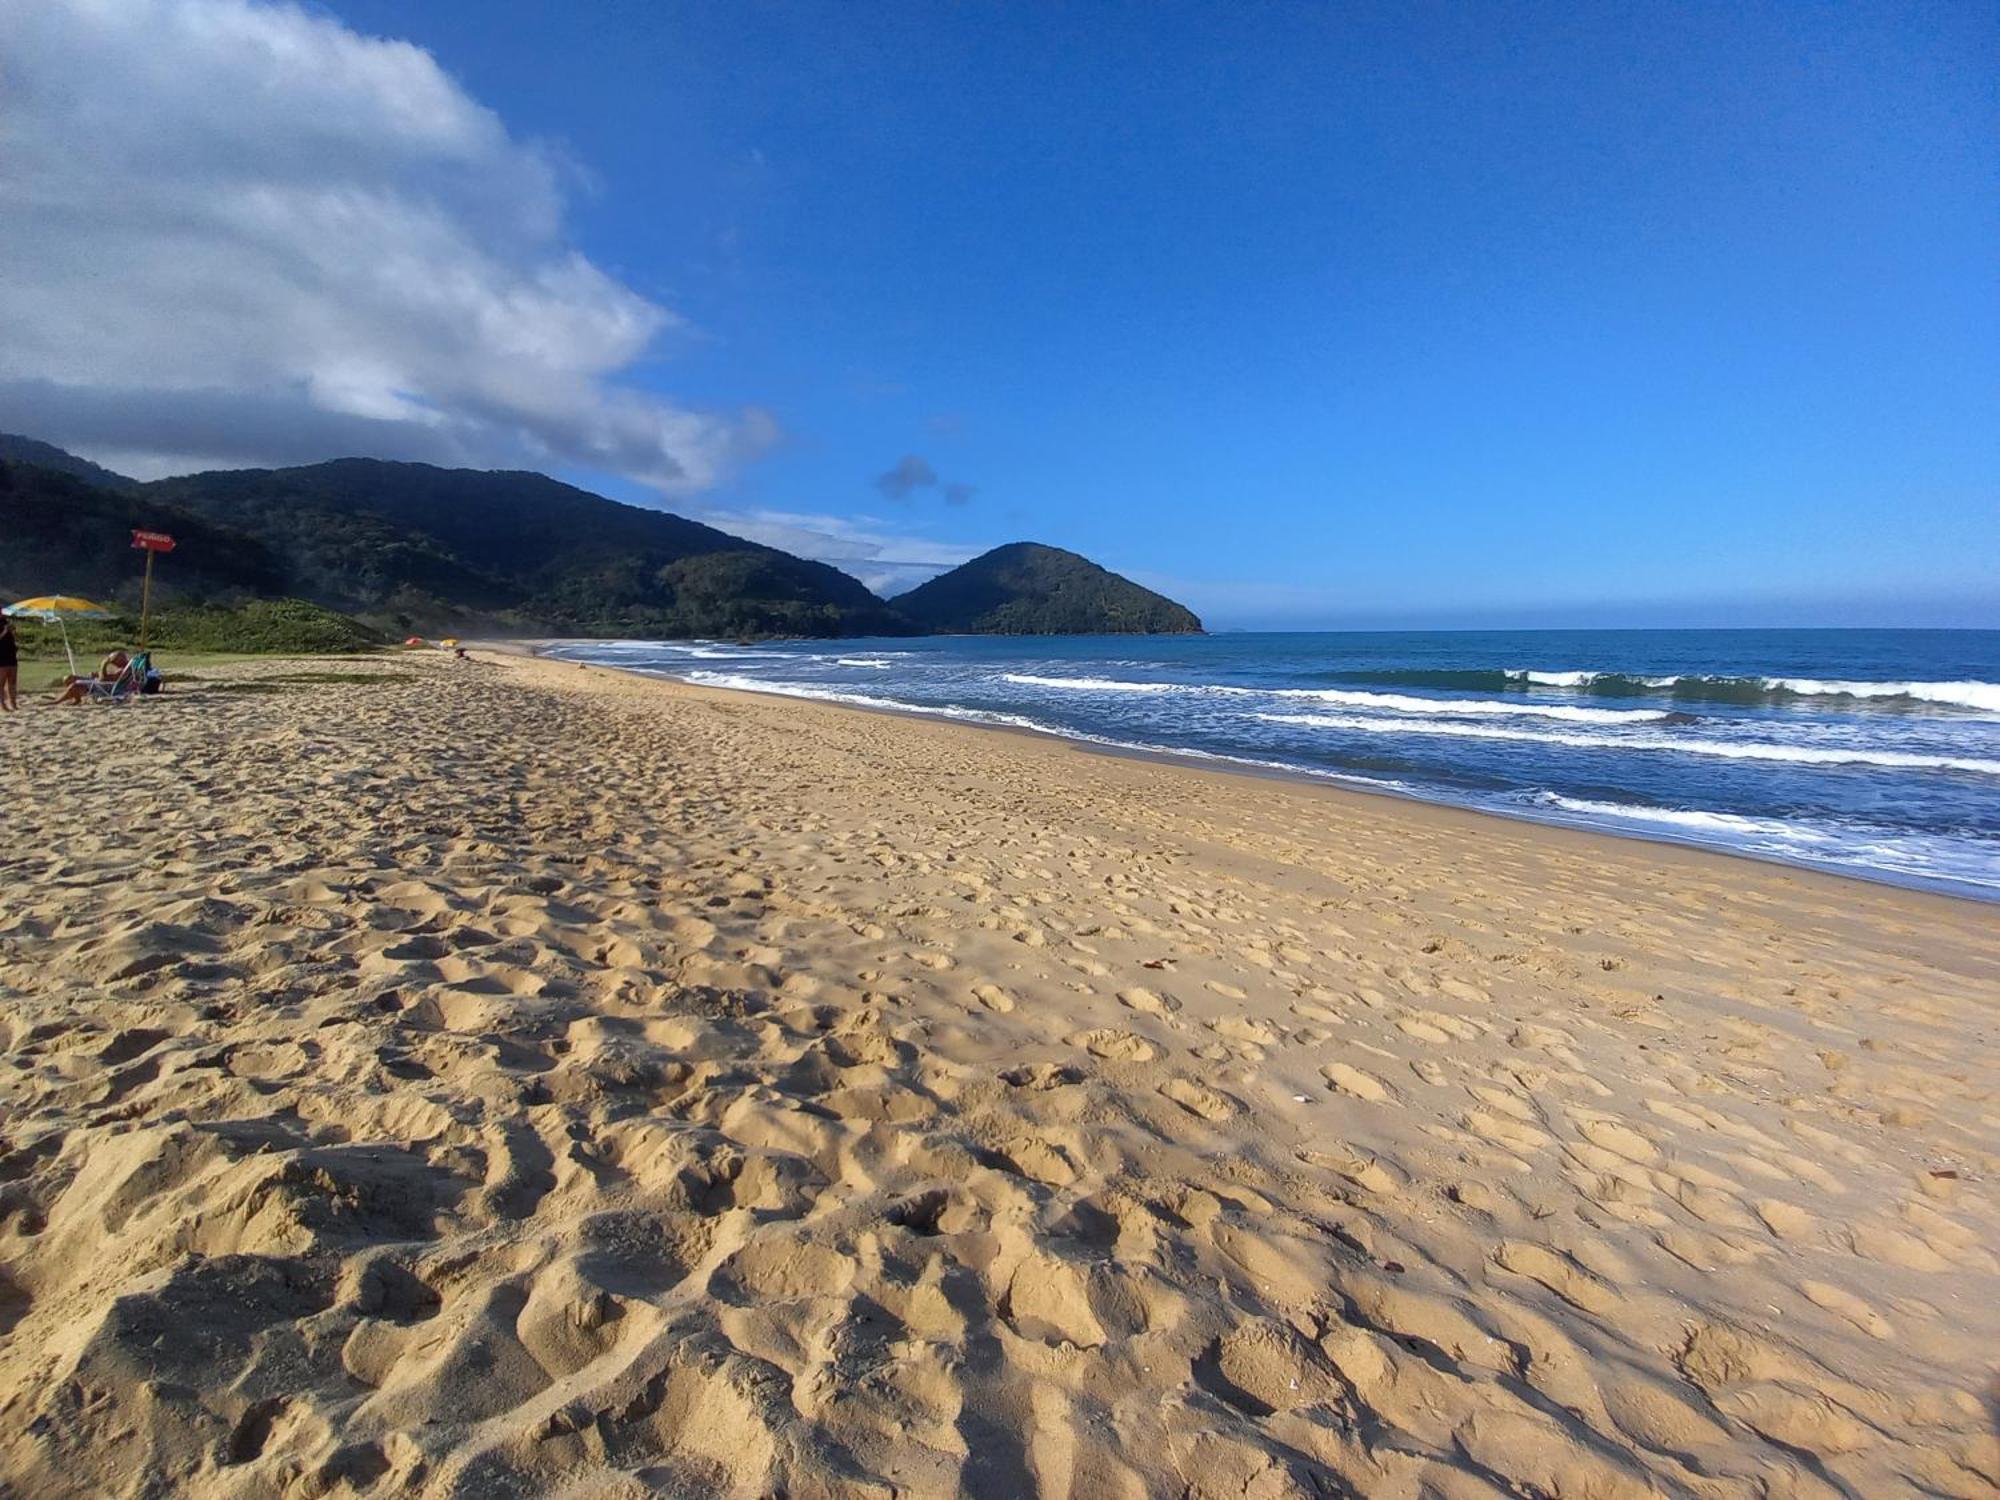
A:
696;507;980;596
0;0;769;489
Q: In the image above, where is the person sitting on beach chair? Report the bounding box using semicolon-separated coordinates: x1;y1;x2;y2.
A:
50;649;147;706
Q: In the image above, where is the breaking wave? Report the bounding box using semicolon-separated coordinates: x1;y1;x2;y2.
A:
1271;688;1670;724
1257;712;2000;776
1005;674;1673;723
1523;794;2000;893
1328;668;2000;712
1001;674;1179;693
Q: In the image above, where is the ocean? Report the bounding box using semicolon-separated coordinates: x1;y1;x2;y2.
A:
548;629;2000;901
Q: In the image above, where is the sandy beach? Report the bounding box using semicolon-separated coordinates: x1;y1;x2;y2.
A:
1;648;1994;1499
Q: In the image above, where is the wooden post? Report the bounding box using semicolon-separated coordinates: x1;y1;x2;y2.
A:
139;548;156;650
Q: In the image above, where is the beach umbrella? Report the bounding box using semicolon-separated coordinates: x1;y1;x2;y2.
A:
4;596;115;676
404;635;425;647
439;638;459;648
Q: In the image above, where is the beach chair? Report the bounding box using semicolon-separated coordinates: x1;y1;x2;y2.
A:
87;652;150;704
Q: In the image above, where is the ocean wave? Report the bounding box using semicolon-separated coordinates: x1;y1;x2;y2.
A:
1515;671;2000;712
630;642;780;660
1523;794;2000;892
1004;673;1673;722
1272;688;1670;724
1331;667;2000;712
1256;712;2000;775
682;672;1051;733
547;647;2000;898
835;657;897;668
1001;673;1180;693
1525;794;1834;843
1760;677;2000;713
680;672;1422;796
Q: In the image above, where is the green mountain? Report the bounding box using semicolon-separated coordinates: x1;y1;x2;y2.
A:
0;433;139;492
50;448;910;637
893;542;1202;635
3;435;1199;640
0;458;286;603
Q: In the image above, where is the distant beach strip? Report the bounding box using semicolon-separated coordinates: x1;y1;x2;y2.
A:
548;629;2000;899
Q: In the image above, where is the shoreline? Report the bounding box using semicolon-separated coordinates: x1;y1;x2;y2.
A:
518;638;1998;913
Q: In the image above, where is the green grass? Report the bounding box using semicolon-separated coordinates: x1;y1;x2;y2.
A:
6;596;387;664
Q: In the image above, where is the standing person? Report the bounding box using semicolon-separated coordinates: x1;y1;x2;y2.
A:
0;612;18;711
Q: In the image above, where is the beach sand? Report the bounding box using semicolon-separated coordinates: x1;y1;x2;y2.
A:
1;649;1994;1498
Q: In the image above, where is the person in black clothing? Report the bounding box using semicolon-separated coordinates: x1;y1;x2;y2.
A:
0;614;18;711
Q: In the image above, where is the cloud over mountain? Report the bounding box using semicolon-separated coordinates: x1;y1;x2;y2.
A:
697;507;979;596
874;455;940;500
0;0;768;490
874;453;975;505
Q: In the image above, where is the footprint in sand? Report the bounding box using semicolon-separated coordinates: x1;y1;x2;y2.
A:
1463;1110;1551;1155
1299;1148;1400;1194
1467;1084;1539;1123
1320;1062;1395;1105
1754;1199;1817;1242
1066;1028;1159;1064
1117;987;1179;1017
1209;1016;1276;1047
970;983;1015;1013
1575;1116;1660;1164
1492;1241;1622;1315
1160;1078;1236;1121
1847;1220;1954;1272
1395;1012;1471;1044
1799;1279;1893;1339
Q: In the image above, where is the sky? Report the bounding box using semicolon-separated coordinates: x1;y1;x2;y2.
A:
2;1;1994;629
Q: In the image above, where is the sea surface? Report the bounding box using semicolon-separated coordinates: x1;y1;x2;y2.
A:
547;629;2000;901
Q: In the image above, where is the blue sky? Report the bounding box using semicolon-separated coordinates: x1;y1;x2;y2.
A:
5;1;1994;627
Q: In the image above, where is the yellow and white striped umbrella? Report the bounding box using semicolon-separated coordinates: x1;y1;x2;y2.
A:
5;595;118;674
4;595;115;619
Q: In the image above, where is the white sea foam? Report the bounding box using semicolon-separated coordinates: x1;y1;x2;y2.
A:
1002;673;1180;693
597;642;779;660
683;672;1049;732
1764;678;2000;712
1273;688;1669;723
1004;673;1672;722
1510;670;2000;713
1524;795;2000;892
1257;712;2000;775
1515;670;1601;688
680;673;1420;795
835;657;896;668
1528;794;1834;842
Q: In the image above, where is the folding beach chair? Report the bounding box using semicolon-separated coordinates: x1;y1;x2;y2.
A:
87;652;151;704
